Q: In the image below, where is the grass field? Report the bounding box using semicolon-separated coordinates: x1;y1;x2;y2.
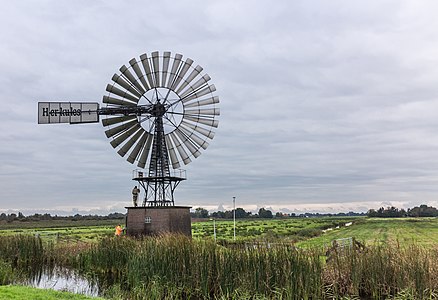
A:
0;219;121;243
192;216;438;248
2;217;438;248
297;217;438;248
191;217;358;243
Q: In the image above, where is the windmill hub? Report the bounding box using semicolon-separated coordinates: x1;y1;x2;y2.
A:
150;102;166;117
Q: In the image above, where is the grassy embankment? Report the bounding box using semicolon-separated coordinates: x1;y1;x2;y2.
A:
0;285;104;300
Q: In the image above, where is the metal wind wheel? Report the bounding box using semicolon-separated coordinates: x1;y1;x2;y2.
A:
101;51;220;171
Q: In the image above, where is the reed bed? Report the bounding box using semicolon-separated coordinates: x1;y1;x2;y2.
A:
323;242;438;299
78;235;324;299
0;235;45;267
0;260;15;285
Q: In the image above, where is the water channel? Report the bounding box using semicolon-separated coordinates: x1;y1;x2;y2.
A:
23;267;99;297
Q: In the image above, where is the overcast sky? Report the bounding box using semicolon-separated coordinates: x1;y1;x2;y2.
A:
1;1;438;215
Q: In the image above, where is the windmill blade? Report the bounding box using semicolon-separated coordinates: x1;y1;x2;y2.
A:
179;125;209;150
137;134;154;168
161;52;171;89
110;124;141;148
165;134;181;169
106;84;140;103
166;53;183;88
181;120;215;139
129;58;150;91
184;116;219;128
175;65;203;95
185;108;220;116
175;130;201;158
117;128;144;157
111;74;143;98
140;53;155;88
171;58;193;91
181;84;216;103
169;132;192;165
105;119;138;138
102;115;136;127
151;51;160;87
103;95;137;107
185;96;219;108
127;131;150;164
119;65;146;94
179;74;211;99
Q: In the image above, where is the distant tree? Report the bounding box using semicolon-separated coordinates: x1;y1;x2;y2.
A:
7;213;17;223
235;208;250;218
258;208;273;219
367;209;377;217
367;206;406;218
408;204;438;217
210;211;225;218
275;212;288;218
223;210;233;219
108;212;125;219
192;207;209;218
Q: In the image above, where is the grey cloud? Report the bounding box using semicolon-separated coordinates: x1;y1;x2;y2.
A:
1;1;438;213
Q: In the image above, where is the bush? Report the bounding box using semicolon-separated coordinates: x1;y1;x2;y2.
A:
297;228;321;238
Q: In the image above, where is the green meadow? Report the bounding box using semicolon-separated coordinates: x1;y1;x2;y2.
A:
0;219;120;243
192;217;438;248
2;217;438;248
299;217;438;248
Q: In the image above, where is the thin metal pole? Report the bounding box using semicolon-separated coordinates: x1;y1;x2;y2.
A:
233;196;236;241
210;218;217;242
213;219;216;242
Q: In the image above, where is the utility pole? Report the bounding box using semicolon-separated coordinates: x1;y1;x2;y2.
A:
233;196;236;241
213;218;216;241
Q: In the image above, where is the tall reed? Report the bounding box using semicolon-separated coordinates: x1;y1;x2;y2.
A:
323;241;438;299
78;235;324;299
0;235;45;268
0;260;15;285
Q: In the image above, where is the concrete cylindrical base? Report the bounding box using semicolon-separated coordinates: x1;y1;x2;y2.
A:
125;206;192;237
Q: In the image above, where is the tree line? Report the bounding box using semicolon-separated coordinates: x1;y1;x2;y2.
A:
367;204;438;218
190;207;365;219
4;204;434;222
0;212;125;223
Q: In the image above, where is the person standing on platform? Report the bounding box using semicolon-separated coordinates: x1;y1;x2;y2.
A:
132;186;140;207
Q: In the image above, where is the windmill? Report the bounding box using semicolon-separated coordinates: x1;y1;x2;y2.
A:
38;51;220;235
102;51;219;207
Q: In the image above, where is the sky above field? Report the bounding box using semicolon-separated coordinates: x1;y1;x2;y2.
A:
1;1;438;215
